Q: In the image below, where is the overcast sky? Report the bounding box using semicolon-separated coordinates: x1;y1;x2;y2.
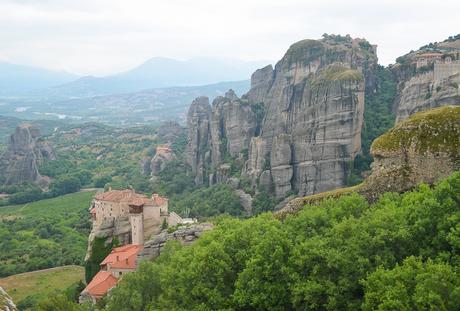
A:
0;0;459;76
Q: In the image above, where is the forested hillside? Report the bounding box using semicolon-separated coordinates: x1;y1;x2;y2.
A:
102;171;460;310
35;170;460;310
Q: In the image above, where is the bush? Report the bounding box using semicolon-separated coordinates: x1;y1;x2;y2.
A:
93;175;112;188
8;188;43;204
50;176;81;196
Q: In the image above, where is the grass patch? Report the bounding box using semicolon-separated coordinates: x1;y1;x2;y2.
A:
0;192;95;277
0;265;84;303
0;191;94;217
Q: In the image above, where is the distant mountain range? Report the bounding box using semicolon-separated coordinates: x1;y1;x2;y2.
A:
0;80;251;126
39;57;267;97
0;62;77;96
1;57;268;98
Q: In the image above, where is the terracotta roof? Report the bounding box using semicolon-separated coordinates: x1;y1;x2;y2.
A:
416;52;443;58
90;207;96;214
130;197;146;207
156;146;172;155
83;270;118;298
94;189;167;207
100;244;143;269
152;195;167;206
94;189;147;203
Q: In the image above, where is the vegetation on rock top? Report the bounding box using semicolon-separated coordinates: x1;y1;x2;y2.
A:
313;63;363;84
285;39;325;65
371;105;460;159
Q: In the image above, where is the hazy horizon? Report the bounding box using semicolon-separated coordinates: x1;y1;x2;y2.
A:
1;0;459;76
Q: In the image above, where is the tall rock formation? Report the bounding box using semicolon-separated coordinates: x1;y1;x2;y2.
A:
0;124;56;186
141;122;185;178
392;37;460;121
186;35;378;198
186;96;212;185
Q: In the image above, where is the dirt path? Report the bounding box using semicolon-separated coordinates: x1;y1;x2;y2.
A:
0;265;83;280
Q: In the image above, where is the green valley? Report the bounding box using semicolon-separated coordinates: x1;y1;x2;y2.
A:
0;191;95;278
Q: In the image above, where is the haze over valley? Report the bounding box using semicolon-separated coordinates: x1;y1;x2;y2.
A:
1;1;460;310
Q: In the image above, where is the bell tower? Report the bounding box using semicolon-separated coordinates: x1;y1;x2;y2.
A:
129;201;144;245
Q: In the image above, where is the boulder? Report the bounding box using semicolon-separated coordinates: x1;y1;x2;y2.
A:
0;287;17;311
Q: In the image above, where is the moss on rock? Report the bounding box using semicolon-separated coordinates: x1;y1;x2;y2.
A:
285;39;325;65
313;63;363;84
371;105;460;161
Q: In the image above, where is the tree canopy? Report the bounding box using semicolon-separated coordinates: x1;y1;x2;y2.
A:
97;170;460;311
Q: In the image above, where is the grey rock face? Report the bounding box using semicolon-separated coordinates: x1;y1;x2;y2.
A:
395;68;460;122
235;189;253;216
138;223;213;261
393;40;460;122
150;149;176;176
157;121;185;144
186;36;377;198
0;287;17;311
0;124;56;185
186;97;212;185
210;91;257;166
243;38;374;198
141;157;151;176
187;91;258;186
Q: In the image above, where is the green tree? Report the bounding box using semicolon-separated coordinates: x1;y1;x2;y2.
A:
50;176;81;196
362;257;460;311
36;295;86;311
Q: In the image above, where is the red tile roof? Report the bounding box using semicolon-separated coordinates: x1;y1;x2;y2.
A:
100;244;143;269
156;146;172;155
83;270;117;298
416;52;443;58
130;197;146;207
94;189;146;203
94;190;167;206
152;195;167;206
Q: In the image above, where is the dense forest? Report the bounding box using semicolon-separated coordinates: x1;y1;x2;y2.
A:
35;170;460;310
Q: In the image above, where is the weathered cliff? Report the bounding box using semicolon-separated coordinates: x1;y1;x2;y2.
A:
0;287;17;311
142;122;185;177
186;35;378;198
137;223;213;261
393;38;460;121
186;90;260;186
278;105;460;217
361;105;460;200
186;96;212;185
0;124;56;186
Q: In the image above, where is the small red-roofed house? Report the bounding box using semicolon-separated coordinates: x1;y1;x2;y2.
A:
80;244;144;303
80;271;118;303
100;244;143;277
